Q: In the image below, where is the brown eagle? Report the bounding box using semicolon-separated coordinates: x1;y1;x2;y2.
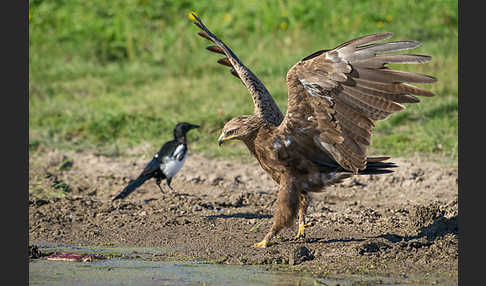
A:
190;13;436;248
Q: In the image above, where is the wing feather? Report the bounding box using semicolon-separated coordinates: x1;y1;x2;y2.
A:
345;41;423;62
348;83;420;103
352;78;435;98
337;88;392;120
279;33;436;173
206;45;225;55
341;84;405;113
352;67;437;84
334;32;394;50
191;13;283;125
217;58;233;67
353;54;431;68
335;113;372;146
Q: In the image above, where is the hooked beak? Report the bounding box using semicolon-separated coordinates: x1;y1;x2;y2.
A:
218;135;225;147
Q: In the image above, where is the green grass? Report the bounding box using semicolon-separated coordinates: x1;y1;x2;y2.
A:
29;0;458;165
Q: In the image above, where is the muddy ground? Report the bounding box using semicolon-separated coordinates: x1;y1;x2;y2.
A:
29;147;458;285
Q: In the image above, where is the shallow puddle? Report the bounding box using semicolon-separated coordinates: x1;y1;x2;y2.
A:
30;259;325;286
28;244;413;286
29;244;327;286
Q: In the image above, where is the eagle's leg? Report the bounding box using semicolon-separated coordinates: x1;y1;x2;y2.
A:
252;179;299;248
252;228;277;248
295;192;311;239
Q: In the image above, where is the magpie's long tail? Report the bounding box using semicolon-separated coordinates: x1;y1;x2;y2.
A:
112;173;154;201
358;156;397;175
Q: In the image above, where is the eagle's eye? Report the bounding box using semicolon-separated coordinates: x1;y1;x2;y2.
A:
226;130;235;137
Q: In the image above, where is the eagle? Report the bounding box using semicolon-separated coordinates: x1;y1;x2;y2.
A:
189;13;436;248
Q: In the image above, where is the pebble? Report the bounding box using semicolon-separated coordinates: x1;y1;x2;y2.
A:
289;246;314;265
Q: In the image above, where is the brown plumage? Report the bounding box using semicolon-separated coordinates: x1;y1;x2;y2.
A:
191;13;436;248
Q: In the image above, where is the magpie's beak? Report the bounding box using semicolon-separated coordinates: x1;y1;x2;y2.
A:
190;124;200;130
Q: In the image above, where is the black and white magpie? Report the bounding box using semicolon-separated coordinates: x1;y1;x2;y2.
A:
112;122;199;201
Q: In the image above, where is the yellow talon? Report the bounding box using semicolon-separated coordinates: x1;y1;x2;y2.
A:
251;239;268;248
295;223;312;239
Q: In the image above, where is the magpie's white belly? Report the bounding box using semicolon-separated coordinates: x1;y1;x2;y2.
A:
161;155;186;178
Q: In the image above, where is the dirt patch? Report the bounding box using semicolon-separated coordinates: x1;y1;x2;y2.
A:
29;148;458;285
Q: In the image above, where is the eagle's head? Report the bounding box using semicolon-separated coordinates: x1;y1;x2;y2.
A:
218;115;263;146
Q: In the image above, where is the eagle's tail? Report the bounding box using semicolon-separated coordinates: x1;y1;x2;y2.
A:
112;173;154;201
358;156;397;175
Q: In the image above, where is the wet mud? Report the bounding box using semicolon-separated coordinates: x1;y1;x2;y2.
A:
29;148;458;285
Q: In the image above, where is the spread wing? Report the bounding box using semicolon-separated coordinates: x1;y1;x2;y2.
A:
278;33;436;174
190;13;284;126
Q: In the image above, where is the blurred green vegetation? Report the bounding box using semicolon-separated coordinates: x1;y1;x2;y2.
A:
29;0;458;165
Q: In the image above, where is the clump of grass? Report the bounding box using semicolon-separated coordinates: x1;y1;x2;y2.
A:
29;0;457;165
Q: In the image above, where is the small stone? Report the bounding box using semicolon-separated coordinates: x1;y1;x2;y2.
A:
289;246;314;265
29;245;42;259
190;176;202;184
357;241;391;255
209;175;224;186
35;199;49;207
